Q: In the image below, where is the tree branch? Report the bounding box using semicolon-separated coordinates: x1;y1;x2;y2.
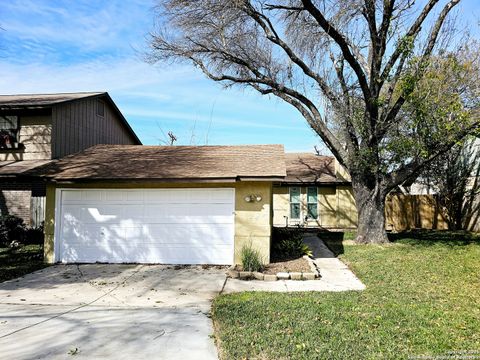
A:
387;121;480;189
242;1;342;108
380;0;441;82
187;55;348;163
381;0;461;128
301;0;372;105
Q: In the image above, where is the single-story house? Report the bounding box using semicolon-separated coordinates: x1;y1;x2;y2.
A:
33;144;287;265
32;144;453;265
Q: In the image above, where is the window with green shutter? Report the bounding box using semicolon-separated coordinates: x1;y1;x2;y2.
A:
307;187;318;219
289;187;301;219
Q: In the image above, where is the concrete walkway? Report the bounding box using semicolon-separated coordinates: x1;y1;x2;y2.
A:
223;234;365;293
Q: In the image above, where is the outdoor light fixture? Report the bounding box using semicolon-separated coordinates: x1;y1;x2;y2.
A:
244;194;262;203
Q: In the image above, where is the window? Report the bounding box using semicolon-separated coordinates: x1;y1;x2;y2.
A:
0;116;19;148
289;187;301;219
307;187;318;219
97;100;105;117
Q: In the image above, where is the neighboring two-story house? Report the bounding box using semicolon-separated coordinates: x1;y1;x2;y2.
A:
0;92;141;226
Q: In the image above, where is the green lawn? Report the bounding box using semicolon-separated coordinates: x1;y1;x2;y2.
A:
212;231;480;360
0;244;47;283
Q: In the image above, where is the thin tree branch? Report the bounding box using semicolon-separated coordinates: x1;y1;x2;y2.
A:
381;0;461;128
380;0;441;82
301;0;372;105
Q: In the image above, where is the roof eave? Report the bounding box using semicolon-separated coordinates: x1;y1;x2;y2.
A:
48;175;286;183
279;180;351;186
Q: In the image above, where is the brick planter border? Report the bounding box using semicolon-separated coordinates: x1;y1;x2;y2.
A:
227;256;321;281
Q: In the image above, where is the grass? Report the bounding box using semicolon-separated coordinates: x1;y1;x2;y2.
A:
0;244;47;282
212;231;480;359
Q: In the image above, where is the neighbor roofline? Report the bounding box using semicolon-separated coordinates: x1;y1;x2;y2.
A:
0;92;142;145
0;92;105;110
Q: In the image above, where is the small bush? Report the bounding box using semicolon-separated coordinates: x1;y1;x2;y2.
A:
240;244;264;272
272;227;312;260
0;215;26;246
25;224;44;245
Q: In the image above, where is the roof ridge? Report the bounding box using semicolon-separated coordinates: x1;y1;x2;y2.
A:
0;91;106;97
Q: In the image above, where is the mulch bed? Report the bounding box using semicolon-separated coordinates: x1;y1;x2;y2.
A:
235;256;311;275
263;256;311;274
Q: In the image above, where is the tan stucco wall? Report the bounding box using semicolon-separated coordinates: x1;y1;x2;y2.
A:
272;185;358;229
44;181;272;265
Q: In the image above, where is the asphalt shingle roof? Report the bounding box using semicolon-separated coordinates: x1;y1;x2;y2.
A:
285;153;347;184
32;144;287;181
0;92;105;108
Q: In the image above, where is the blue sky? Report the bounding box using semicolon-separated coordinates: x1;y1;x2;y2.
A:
0;1;478;151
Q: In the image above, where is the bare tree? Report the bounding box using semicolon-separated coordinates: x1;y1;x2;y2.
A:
147;0;480;243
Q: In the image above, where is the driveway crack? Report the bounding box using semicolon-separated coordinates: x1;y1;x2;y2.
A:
0;265;145;339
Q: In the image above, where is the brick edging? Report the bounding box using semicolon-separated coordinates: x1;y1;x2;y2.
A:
227;256;321;281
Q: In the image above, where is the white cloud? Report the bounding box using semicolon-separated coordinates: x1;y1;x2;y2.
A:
0;0;316;151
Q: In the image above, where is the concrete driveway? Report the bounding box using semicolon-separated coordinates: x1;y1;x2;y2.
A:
0;265;226;360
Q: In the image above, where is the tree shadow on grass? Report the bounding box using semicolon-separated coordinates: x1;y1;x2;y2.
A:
317;229;479;255
388;229;480;247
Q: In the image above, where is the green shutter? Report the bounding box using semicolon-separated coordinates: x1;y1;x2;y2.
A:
307;187;318;219
290;187;301;219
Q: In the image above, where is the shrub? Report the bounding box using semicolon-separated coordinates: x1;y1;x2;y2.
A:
25;224;44;245
240;244;264;272
272;227;312;260
0;215;26;246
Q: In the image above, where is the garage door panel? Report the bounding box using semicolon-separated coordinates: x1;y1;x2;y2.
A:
141;224;233;244
57;188;234;264
142;204;233;223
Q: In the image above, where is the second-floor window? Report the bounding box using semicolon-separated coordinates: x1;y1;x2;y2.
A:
0;116;19;148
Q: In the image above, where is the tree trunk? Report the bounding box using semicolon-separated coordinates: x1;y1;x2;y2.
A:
353;182;390;244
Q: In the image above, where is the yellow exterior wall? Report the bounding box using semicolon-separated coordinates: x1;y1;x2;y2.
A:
272;187;289;227
272;185;358;229
44;181;272;265
336;186;358;228
318;187;337;227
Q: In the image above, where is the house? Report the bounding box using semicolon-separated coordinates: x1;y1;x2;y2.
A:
273;153;357;229
0;92;141;226
33;144;286;265
35;144;469;267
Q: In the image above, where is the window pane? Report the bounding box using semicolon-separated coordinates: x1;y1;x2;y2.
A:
307;204;318;219
0;116;18;147
290;203;301;219
307;187;317;203
0;116;17;130
290;187;300;203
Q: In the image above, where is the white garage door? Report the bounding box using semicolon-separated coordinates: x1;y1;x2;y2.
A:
55;188;235;264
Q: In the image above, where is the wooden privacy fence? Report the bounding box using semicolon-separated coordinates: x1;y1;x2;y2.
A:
30;196;45;228
385;194;448;232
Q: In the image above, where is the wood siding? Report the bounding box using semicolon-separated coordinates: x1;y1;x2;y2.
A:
385;195;448;231
52;97;138;159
